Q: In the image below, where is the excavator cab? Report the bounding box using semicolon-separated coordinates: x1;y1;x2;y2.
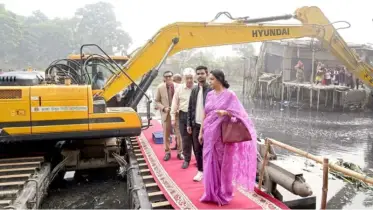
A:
43;52;133;102
65;54;129;90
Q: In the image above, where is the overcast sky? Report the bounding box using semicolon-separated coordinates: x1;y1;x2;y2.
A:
1;0;372;55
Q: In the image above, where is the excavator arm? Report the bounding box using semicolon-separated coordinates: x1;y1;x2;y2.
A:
100;24;321;101
99;6;373;101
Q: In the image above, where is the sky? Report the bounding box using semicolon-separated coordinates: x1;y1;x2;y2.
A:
1;0;372;56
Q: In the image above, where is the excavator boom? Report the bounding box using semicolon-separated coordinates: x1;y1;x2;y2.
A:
99;6;373;101
100;24;323;101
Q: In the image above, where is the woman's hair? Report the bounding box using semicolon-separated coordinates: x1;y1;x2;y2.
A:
210;69;230;89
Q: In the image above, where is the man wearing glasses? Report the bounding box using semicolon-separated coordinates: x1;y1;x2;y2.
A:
155;71;183;161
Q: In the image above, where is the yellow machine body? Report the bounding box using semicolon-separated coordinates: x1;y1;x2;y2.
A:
0;85;141;141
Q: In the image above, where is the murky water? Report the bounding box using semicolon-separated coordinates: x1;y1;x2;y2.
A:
246;99;373;209
41;168;128;209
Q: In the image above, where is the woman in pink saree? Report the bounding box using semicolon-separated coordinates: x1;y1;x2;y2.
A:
198;69;257;206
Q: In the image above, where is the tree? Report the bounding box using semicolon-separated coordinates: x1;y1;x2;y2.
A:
73;2;132;54
0;4;23;64
24;10;48;25
0;2;133;70
176;50;197;70
165;47;246;76
233;43;255;58
183;49;216;68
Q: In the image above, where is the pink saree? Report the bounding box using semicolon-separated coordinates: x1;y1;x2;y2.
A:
200;89;257;206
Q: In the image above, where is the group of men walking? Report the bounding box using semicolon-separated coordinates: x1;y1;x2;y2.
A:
155;66;211;182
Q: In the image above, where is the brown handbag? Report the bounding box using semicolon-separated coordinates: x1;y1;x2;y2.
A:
222;119;252;143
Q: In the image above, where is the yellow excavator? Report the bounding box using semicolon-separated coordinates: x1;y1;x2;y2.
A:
1;6;372;143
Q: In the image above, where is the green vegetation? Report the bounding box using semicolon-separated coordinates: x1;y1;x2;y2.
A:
0;2;132;70
331;159;373;191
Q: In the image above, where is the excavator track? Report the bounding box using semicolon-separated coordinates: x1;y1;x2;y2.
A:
126;137;173;209
0;156;45;209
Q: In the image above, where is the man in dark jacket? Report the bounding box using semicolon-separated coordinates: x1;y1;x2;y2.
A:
186;65;211;182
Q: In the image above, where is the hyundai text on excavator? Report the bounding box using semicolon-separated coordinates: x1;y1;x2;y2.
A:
0;6;372;209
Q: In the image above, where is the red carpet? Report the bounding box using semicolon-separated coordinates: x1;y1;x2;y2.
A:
137;120;289;209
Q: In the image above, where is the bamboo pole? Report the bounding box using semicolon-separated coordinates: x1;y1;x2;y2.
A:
267;138;373;185
258;138;270;190
321;158;329;210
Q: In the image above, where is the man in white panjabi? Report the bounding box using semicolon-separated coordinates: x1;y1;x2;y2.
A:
170;68;195;169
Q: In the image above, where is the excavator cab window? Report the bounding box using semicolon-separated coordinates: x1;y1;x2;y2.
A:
364;51;373;65
367;56;373;66
66;55;128;86
92;71;107;90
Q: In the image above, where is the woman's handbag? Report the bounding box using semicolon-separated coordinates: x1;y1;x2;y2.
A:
222;118;252;143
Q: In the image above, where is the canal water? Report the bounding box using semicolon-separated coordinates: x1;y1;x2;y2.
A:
247;98;373;209
41;168;128;209
41;92;373;209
